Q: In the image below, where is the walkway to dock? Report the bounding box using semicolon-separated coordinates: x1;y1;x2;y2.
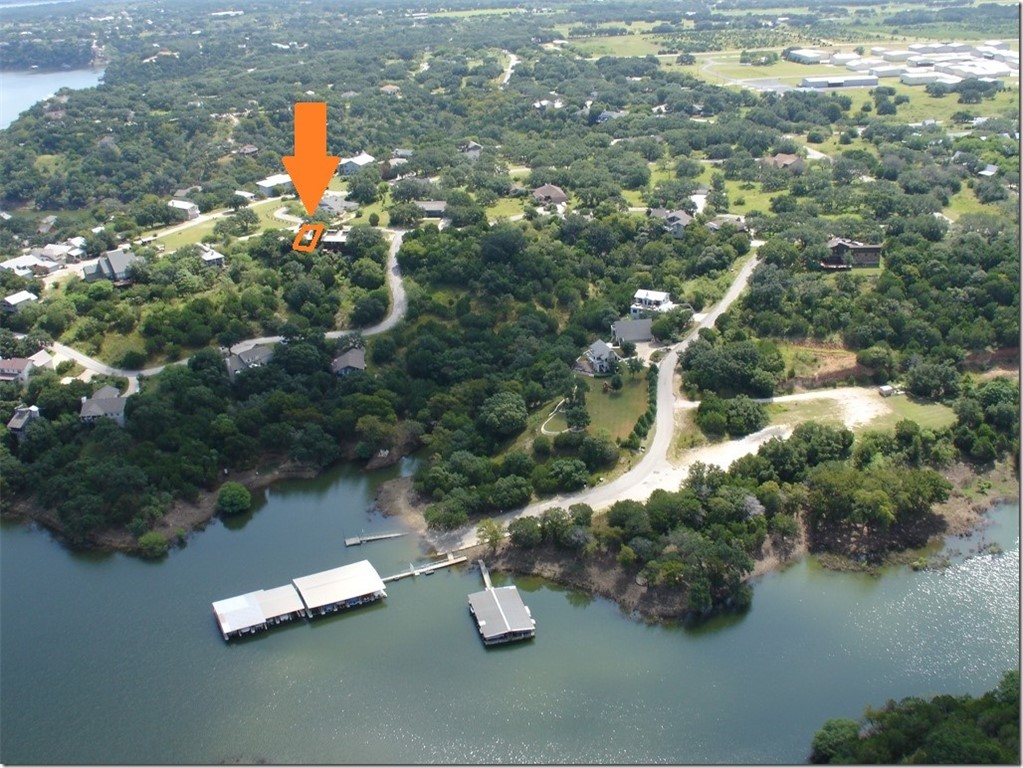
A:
479;560;493;589
344;532;406;547
383;552;468;583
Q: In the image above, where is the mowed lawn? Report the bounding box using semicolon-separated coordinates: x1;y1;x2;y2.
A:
865;394;957;432
582;372;649;441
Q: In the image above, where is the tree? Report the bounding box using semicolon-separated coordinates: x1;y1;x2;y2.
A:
508;516;542;547
478;391;528;437
347;168;381;205
216;481;252;517
476;517;504;552
136;531;169;558
811;719;861;763
565;405;590;430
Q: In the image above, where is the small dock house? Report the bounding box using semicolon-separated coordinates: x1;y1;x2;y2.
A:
467;561;535;646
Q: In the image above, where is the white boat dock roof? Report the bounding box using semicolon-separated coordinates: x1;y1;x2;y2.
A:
292;560;386;611
257;585;307;620
212;591;266;637
467;586;534;642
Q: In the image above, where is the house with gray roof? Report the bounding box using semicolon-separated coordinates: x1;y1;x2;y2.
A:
83;248;140;285
331;348;366;376
414;200;448;218
226;345;274;381
7;404;42;441
0;358;33;384
611;318;653;344
79;385;128;427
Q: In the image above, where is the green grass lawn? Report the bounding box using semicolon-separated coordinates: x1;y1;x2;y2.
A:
486;197;525;220
567;34;664;58
583;372;649;441
879;85;1019;125
944;185;996;221
724;180;776;215
98;331;147;367
865;394;957;432
156;219;220;251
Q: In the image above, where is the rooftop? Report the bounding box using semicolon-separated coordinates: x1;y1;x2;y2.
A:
291;560;386;611
467;586;534;643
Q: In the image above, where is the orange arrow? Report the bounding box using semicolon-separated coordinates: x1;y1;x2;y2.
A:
282;102;339;216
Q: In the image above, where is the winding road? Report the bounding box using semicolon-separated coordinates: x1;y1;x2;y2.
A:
425;252;764;552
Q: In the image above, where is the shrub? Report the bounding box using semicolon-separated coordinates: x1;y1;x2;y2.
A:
137;531;168;559
216;481;252;516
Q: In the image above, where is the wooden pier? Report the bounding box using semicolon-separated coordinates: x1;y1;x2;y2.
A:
344;532;406;547
383;552;468;583
479;560;493;588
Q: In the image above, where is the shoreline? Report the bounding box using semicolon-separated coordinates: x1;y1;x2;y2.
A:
372;460;1018;622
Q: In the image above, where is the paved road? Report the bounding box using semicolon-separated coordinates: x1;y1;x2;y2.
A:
426;251;764;553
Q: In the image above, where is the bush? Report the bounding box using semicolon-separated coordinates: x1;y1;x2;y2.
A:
508;516;542;547
137;531;168;558
216;481;252;516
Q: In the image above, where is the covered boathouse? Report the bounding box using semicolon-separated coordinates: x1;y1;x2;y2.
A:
467;585;536;646
212;584;307;641
291;560;387;617
212;560;387;640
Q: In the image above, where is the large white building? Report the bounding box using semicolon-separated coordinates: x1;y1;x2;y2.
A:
256;173;293;196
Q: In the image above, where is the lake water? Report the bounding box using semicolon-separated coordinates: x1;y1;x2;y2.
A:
0;67;104;129
0;459;1018;764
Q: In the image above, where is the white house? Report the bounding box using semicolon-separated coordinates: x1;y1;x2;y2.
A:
339;152;376;176
256;173;293;196
584;340;619;375
1;254;60;277
630;289;676;318
2;290;38;313
199;243;225;267
168;199;200;219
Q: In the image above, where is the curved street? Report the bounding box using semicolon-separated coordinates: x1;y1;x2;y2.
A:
426;251;764;552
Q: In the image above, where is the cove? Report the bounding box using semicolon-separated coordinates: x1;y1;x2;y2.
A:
0;458;1017;764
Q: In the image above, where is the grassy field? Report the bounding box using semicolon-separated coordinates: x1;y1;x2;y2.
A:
865;394;957;432
767;391;956;434
486;197;525;220
766;397;847;428
566;34;664;58
98;331;147;367
944;185;1000;221
880;84;1019;125
724;180;777;215
584;373;649;441
669;407;707;461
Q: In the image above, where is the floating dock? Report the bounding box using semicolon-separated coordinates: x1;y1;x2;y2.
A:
211;559;386;641
467;560;535;646
383;552;468;583
344;532;406;547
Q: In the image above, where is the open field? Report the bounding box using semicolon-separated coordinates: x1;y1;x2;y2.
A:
565;34;665;58
944;185;997;221
865;394;957;432
486;197;525;220
585;373;649;441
